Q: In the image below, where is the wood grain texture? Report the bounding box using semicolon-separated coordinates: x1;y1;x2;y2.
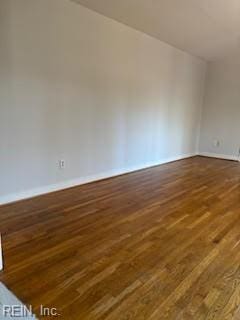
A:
0;156;240;319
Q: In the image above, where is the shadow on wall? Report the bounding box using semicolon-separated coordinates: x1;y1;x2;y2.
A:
0;0;206;202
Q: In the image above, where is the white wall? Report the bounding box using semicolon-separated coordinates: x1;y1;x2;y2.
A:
0;0;206;204
199;57;240;160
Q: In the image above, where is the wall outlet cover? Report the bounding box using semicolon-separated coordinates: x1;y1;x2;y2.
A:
213;139;220;147
59;160;66;169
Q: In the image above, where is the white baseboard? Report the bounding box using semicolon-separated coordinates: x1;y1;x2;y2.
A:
199;152;239;161
0;153;196;206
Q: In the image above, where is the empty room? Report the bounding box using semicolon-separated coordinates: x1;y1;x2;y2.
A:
1;0;240;319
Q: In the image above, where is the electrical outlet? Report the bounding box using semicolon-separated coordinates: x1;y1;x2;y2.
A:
59;159;66;169
213;139;220;147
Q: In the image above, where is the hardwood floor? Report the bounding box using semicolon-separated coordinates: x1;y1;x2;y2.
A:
1;156;240;319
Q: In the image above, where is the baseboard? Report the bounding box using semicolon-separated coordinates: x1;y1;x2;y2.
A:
199;152;239;161
0;153;196;206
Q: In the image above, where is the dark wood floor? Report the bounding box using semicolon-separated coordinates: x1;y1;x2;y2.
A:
1;156;240;319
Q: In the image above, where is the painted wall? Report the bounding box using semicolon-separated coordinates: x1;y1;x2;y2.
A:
0;0;206;204
199;57;240;160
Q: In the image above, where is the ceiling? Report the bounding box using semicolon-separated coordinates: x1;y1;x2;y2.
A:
73;0;240;61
